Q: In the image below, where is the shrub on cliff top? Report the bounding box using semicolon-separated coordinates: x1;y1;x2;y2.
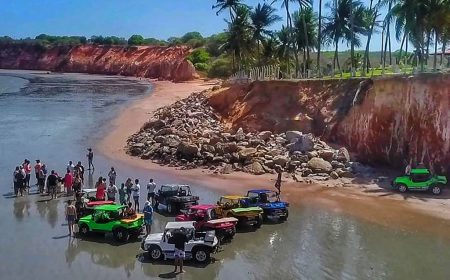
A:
128;35;145;46
187;49;211;65
207;58;232;78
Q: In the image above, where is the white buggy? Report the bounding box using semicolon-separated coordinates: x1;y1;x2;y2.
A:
141;221;219;263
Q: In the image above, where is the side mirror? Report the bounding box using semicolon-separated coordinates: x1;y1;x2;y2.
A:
216;201;220;205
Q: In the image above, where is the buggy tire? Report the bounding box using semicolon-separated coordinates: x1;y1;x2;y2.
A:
397;184;408;193
79;223;89;237
167;203;175;214
280;209;289;221
431;185;443;195
148;245;163;261
254;215;263;229
192;246;211;263
113;227;130;242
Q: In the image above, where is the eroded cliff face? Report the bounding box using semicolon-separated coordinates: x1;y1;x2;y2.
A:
208;75;450;173
0;45;197;81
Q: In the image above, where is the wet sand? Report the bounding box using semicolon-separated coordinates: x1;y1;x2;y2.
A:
101;79;450;233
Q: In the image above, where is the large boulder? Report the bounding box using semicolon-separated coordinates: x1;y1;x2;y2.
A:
142;118;165;130
243;162;265;175
238;147;258;160
337;147;351;162
307;157;333;173
318;150;335;162
235;127;246;141
258;131;272;141
129;143;145;156
273;155;289;167
177;142;199;157
288;134;314;152
286;131;302;142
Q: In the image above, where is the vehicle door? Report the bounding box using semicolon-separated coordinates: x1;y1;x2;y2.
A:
162;230;175;258
90;211;115;231
410;173;431;189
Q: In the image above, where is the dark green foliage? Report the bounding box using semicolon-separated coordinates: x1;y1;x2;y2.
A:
91;35;127;45
208;58;233;78
187;49;211;65
127;35;145;45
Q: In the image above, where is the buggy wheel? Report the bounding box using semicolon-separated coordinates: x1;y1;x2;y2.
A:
193;247;211;263
167;203;173;214
431;185;443;195
113;227;130;242
254;215;263;229
397;184;408;193
79;223;89;237
280;209;289;221
148;245;163;261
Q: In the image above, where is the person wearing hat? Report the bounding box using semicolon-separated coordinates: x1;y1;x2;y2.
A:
34;160;42;186
86;148;94;171
143;201;153;236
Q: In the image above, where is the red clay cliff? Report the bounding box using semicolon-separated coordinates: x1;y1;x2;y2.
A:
209;74;450;174
0;44;197;81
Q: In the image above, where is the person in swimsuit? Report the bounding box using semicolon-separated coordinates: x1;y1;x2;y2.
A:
65;200;77;236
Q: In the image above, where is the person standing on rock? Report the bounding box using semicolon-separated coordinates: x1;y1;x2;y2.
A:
86;148;94;171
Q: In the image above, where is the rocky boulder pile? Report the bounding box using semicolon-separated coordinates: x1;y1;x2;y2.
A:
127;91;362;181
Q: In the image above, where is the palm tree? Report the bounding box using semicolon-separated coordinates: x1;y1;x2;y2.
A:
317;0;323;76
297;1;313;75
363;0;381;74
292;7;318;75
277;25;293;75
272;0;297;77
250;3;282;65
322;0;369;75
222;5;253;70
212;0;245;21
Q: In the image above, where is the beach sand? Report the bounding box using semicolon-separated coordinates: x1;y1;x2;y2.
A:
100;79;450;235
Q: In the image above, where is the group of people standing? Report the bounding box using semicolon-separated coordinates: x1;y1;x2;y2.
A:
12;148;94;198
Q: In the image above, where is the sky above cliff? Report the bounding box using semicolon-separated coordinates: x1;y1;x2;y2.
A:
1;0;399;52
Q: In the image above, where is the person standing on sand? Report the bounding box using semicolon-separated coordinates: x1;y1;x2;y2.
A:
96;177;106;201
147;178;156;203
172;228;188;274
22;159;32;193
67;161;75;174
132;179;140;212
34;160;42;186
107;181;118;202
86;148;94;171
39;164;47;194
143;201;153;236
65;200;77;236
108;167;117;185
64;169;73;195
13;166;22;196
119;183;127;205
125;178;133;203
47;170;59;199
72;173;82;195
75;161;85;184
